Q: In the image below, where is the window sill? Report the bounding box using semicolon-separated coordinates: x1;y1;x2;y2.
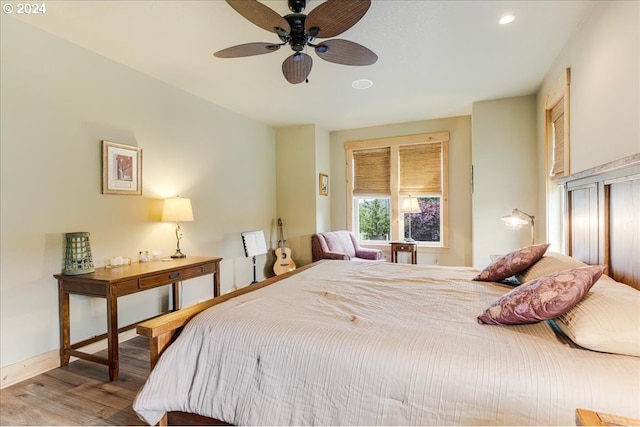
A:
360;242;449;252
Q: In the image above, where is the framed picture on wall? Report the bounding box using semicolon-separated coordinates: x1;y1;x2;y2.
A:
102;140;142;195
319;173;329;196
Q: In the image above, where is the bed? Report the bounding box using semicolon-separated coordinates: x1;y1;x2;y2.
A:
133;155;640;426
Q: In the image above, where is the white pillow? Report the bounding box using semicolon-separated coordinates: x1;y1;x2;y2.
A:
554;275;640;357
516;251;586;283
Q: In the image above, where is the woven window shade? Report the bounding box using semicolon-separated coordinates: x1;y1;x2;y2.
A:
399;143;442;195
550;100;565;178
353;148;391;195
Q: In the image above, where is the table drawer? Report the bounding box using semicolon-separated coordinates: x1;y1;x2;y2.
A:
394;244;415;252
116;279;140;296
139;265;206;289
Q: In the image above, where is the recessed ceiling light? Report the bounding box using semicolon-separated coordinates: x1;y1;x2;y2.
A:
352;79;373;90
499;14;515;25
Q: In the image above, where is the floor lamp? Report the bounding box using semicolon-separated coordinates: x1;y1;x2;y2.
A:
402;196;421;242
501;208;535;244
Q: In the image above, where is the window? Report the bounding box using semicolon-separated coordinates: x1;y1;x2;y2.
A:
549;99;566;177
544;68;571;251
545;68;571;180
346;132;449;246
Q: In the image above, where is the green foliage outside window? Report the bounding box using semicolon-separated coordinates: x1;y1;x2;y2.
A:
359;199;390;240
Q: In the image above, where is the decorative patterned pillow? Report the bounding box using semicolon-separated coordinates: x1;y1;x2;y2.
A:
477;265;606;325
554;275;640;357
516;251;587;283
473;243;550;282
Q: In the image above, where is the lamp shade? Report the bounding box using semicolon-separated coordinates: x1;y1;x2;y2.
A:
501;208;531;230
161;197;194;222
501;215;527;229
501;209;535;246
401;196;421;213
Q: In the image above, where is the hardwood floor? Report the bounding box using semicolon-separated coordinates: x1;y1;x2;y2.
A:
0;336;150;426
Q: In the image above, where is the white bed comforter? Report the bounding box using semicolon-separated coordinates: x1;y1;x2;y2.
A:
133;261;640;425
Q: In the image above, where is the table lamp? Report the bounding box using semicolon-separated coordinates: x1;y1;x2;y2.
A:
402;195;421;242
162;197;194;258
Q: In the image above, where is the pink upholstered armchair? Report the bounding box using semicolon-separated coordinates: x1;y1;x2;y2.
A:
311;231;384;262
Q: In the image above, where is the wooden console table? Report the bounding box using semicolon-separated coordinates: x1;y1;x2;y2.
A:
55;256;221;381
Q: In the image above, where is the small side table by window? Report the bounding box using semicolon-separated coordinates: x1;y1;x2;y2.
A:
390;242;417;264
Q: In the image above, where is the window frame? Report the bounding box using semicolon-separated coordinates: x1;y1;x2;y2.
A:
345;131;449;247
545;68;571;180
544;68;571;251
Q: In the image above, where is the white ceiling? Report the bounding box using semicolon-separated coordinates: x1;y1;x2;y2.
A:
14;0;596;131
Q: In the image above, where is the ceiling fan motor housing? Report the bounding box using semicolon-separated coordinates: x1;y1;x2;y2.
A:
285;13;308;51
288;0;306;13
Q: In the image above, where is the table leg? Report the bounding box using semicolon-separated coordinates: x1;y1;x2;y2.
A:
106;291;119;381
213;266;220;297
172;282;180;310
58;281;70;367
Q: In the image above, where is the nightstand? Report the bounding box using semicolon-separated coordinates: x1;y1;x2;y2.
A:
390;242;417;264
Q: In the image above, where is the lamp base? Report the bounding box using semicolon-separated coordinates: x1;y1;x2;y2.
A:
171;249;186;259
404;237;415;242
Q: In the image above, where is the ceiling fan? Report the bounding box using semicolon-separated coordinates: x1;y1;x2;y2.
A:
214;0;378;84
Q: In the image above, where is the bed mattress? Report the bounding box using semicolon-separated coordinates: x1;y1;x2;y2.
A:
133;260;640;425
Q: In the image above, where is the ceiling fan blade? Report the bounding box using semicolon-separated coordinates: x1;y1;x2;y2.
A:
305;0;371;38
282;53;313;84
214;42;280;58
226;0;291;34
315;39;377;66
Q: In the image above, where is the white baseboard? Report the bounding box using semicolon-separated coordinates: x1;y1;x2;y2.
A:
0;329;138;389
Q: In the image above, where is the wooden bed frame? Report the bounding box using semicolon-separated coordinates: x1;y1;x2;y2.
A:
559;153;640;290
136;154;639;426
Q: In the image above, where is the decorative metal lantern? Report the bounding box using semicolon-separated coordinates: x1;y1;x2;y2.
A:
63;232;95;275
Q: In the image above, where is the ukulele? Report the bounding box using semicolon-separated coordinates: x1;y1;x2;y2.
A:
273;218;296;275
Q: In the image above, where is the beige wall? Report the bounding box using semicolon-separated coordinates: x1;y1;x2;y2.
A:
275;125;317;266
329;116;473;266
471;96;538;267
1;18;276;368
275;124;332;266
315;126;331;233
537;1;640;249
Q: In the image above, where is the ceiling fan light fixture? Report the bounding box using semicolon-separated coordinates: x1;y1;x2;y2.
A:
352;79;373;89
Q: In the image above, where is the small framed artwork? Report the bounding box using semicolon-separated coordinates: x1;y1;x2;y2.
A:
319;173;329;196
102;140;142;195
